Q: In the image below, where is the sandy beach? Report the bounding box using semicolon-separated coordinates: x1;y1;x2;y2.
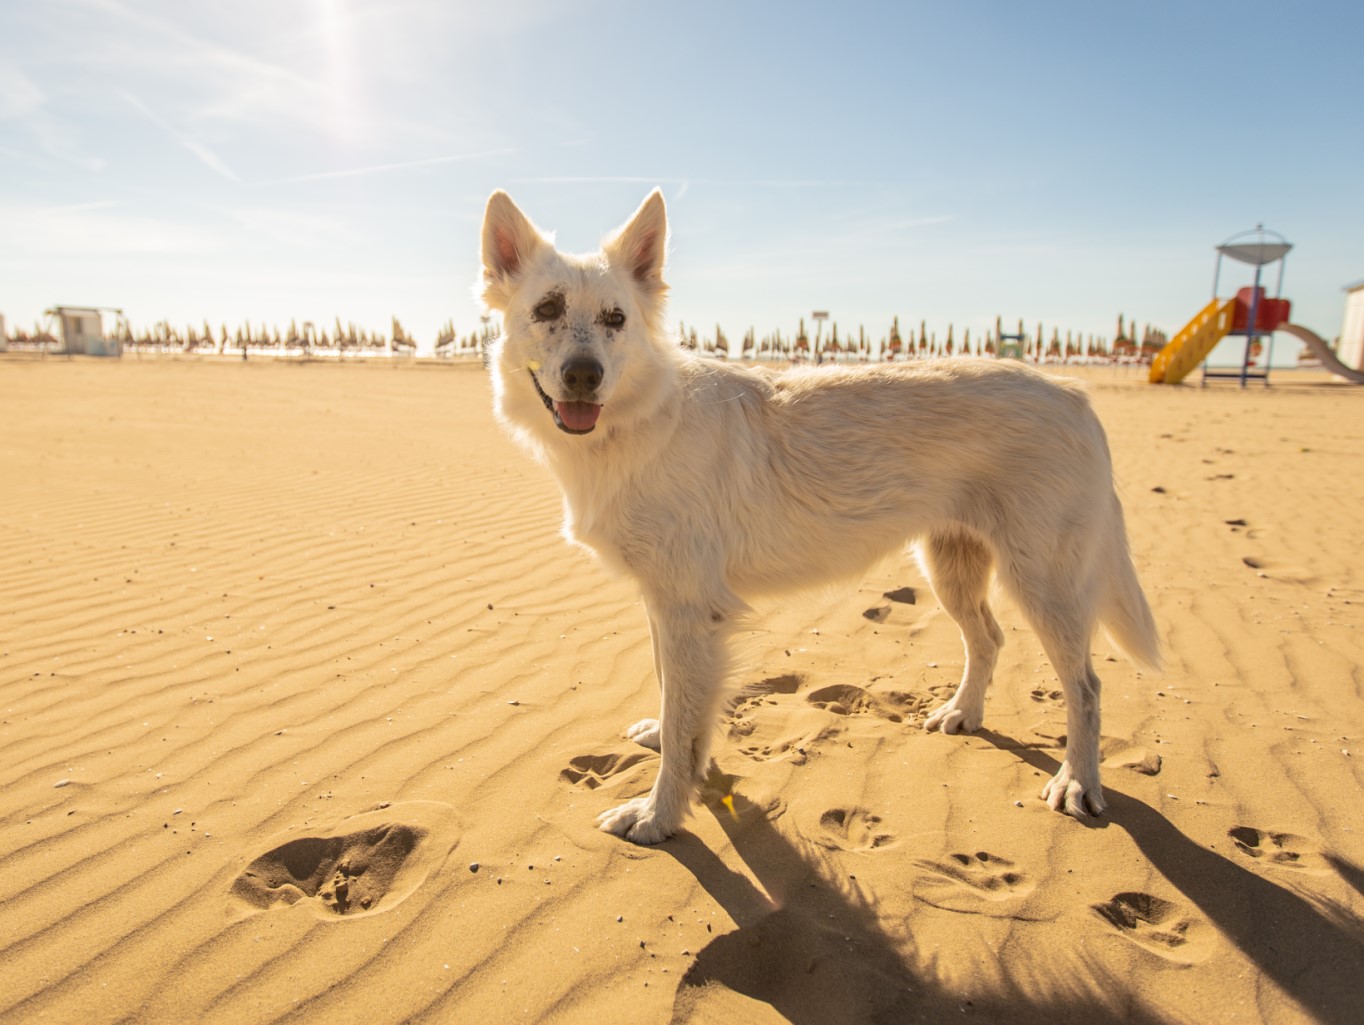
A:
2;355;1362;1025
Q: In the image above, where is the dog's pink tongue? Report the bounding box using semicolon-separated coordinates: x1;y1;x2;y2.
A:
556;401;602;432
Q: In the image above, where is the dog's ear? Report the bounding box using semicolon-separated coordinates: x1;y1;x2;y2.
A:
604;189;668;295
480;191;546;311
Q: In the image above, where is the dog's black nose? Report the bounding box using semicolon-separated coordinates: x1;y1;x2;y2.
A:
561;357;603;396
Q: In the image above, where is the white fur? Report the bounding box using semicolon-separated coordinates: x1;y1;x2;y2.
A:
479;190;1160;843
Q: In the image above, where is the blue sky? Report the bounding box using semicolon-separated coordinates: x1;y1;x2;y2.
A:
2;0;1361;356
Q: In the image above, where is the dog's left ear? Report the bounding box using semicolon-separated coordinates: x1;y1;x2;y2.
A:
604;189;668;295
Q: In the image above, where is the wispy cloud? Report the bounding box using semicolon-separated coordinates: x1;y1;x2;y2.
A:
120;90;239;182
71;0;484;151
227;207;349;248
0;60;45;119
85;0;333;134
260;148;516;185
0;200;215;256
182;141;239;182
505;174;702;203
35;199;121;215
511;176;683;185
835;213;958;242
679;212;958;285
510;176;881;188
0;57;104;171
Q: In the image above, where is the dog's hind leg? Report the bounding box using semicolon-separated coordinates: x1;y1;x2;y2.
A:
922;529;1004;735
624;610;663;751
1005;554;1107;818
1038;653;1105;818
598;599;731;844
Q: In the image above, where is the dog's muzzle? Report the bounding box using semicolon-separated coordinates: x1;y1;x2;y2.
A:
529;366;602;435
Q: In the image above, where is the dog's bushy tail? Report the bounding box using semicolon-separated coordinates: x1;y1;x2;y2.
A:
1099;496;1161;671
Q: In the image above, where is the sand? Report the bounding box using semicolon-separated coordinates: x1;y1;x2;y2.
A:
2;355;1362;1025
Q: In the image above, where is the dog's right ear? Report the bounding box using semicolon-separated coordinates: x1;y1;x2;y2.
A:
480;191;546;312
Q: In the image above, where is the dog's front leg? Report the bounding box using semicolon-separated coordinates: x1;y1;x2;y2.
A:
622;610;663;751
598;601;726;844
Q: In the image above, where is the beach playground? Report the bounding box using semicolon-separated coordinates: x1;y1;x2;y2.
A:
2;356;1362;1025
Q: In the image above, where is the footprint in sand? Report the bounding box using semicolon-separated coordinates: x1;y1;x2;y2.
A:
926;681;960;705
726;675;848;766
815;806;896;851
1100;737;1163;776
559;751;652;790
1093;892;1212;964
726;673;804;717
231;803;455;919
1031;734;1162;776
1030;687;1063;704
1229;826;1327;872
735;724;842;765
912;852;1038;918
805;684;927;724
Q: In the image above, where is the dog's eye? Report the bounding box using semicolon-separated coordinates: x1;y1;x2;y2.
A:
532;295;564;321
600;308;626;329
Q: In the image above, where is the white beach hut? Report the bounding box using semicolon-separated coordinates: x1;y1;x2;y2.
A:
47;305;123;356
1340;280;1364;372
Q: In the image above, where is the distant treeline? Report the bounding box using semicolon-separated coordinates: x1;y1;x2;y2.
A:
679;314;1168;363
5;312;1168;362
7;316;420;353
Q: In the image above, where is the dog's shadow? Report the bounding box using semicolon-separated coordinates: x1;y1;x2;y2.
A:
661;772;1176;1025
975;728;1364;1025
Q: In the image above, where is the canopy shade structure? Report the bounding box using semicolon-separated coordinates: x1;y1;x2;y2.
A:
1212;226;1292;308
1217;241;1294;266
1216;226;1293;267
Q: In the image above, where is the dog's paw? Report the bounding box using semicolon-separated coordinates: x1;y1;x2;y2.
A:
1041;762;1105;818
596;797;676;845
624;718;661;750
924;700;983;734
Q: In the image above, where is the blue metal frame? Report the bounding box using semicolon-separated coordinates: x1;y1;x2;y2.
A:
1203;226;1291;388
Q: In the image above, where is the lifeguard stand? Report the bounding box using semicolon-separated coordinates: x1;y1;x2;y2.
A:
1202;227;1292;387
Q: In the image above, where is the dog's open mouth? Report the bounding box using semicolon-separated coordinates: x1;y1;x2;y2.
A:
530;371;601;435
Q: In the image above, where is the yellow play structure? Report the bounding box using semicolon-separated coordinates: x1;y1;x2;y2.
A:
1150;226;1364;386
1147;298;1237;385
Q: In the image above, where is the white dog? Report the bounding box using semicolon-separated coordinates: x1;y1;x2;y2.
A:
479;190;1159;844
